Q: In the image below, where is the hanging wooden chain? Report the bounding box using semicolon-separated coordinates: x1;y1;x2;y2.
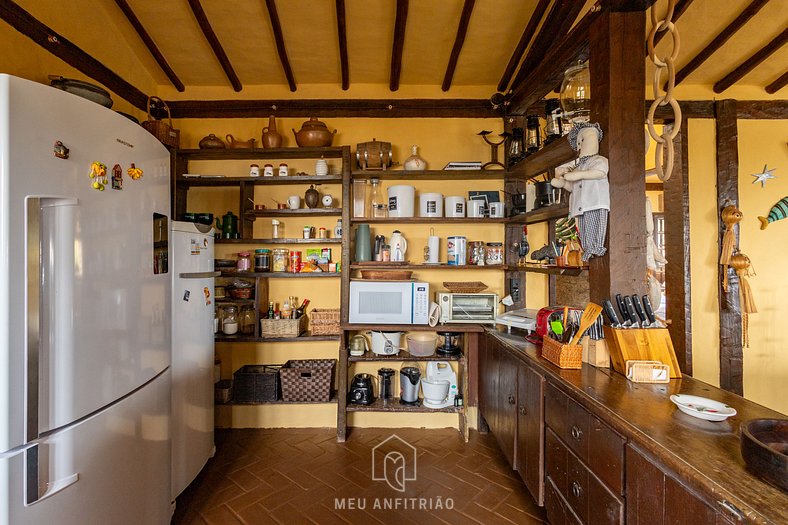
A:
646;0;682;182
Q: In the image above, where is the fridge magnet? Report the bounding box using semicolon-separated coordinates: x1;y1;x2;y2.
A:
750;164;776;187
758;196;788;229
719;205;743;292
730;253;757;348
183;290;190;302
111;164;123;190
89;161;108;191
203;286;212;306
53;140;69;159
127;163;143;180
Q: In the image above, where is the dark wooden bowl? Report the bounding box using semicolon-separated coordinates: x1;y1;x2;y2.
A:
740;419;788;493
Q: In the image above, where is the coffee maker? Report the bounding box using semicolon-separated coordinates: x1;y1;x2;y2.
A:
399;364;421;406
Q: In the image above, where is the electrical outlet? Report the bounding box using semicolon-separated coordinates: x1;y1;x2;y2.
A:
509;277;521;302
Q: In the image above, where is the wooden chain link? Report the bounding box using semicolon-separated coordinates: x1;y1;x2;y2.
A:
646;0;681;182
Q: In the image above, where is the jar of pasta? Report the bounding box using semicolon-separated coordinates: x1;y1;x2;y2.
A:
272;248;289;272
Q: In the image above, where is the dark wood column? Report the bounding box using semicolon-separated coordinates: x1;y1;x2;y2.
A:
588;8;648;303
715;100;743;395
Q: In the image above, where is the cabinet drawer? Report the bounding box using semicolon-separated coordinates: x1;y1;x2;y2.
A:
546;475;583;525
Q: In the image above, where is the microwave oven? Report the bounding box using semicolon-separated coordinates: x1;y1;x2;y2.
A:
437;292;499;324
349;280;430;325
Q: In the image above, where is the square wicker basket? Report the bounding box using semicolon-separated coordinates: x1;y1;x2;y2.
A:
541;336;582;369
261;315;307;337
310;308;340;336
232;365;280;403
279;359;336;402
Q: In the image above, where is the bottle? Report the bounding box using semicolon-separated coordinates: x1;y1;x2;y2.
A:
267;302;274;319
334;218;343;238
290;296;297;319
295;298;310;319
281;298;292;319
369;178;387;218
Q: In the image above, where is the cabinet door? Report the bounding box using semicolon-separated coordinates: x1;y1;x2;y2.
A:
496;349;519;467
479;334;499;432
516;362;545;506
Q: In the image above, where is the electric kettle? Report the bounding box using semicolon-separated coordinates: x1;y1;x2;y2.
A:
399;364;421;406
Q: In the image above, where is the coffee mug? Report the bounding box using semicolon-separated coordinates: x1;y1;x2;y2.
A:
287;195;300;209
489;202;505;218
467;199;485;218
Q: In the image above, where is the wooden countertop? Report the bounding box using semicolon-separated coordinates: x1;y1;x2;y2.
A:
486;327;788;525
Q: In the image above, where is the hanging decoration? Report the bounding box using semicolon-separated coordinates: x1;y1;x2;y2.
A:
751;164;776;187
730;253;757;348
127;163;144;180
111;164;123;190
719;205;743;292
89;161;107;191
758;196;788;229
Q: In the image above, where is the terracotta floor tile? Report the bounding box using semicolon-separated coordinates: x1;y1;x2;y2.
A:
201;504;245;525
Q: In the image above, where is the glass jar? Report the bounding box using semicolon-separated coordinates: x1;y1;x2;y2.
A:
254;248;270;272
468;241;485;265
222;305;238;335
236;251;251;271
485;242;503;265
239;305;256;335
272;248;289;272
369;177;387;218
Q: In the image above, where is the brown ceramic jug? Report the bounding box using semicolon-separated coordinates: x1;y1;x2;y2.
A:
261;115;282;148
226;134;256;149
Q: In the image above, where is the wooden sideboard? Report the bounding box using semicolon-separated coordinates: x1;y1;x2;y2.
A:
479;328;788;525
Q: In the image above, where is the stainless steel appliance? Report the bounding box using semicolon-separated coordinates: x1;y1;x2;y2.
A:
378;368;395;404
399;366;421;406
437;293;499;324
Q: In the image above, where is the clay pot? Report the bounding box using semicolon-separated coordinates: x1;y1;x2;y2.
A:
261;115;282;148
199;133;225;149
292;117;337;147
304;185;320;209
226;134;256;149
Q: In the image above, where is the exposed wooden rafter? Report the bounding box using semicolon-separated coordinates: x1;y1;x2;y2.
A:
264;0;296;92
113;0;184;92
335;0;349;90
187;0;242;92
714;27;788;93
0;0;148;110
651;0;694;48
390;0;408;91
442;0;475;92
674;0;770;87
765;71;788;94
497;0;549;93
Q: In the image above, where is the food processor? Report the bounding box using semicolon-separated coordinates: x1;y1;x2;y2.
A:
421;362;458;409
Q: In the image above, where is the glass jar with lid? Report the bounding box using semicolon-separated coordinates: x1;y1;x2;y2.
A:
221;305;238;335
272;248;289;272
239;305;256;335
468;241;485;265
254;248;271;272
236;251;251;271
485;242;503;265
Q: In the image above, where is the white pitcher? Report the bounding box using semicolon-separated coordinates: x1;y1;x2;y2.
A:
390;230;408;262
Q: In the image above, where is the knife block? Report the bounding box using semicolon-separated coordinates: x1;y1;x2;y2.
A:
603;326;682;379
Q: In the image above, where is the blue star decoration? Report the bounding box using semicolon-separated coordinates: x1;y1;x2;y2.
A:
751;165;776;187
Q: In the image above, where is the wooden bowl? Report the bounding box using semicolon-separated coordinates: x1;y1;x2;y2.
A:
740;419;788;493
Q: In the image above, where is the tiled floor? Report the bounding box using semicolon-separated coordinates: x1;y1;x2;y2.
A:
172;428;547;525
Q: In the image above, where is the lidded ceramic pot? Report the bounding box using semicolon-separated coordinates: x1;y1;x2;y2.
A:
292;117;337;147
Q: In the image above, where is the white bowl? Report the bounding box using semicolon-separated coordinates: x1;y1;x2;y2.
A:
670;394;737;422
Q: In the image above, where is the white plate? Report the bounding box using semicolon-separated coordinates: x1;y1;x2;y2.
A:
670;394;737;422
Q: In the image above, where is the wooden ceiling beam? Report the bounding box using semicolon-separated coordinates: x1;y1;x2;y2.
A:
714;27;788;93
187;0;242;92
264;0;296;92
335;0;349;90
390;0;408;91
0;0;148;110
651;0;694;48
441;0;475;92
674;0;770;87
113;0;184;92
765;70;788;94
497;0;549;93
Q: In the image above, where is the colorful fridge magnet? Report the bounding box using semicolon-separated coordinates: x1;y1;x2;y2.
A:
53;141;69;159
730;253;756;348
719;205;743;292
89;161;108;191
758;196;788;229
203;286;211;306
751;164;776;187
111;164;123;190
127;163;143;180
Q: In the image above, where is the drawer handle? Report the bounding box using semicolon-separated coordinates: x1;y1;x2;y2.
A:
571;481;582;498
718;500;744;521
519;406;527;416
508;395;516;405
571;425;583;441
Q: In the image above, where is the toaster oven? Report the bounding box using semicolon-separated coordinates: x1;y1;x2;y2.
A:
437;292;499;324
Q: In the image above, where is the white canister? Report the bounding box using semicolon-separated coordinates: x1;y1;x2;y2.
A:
467;199;485;218
419;192;443;217
447;236;467;266
489;201;505;218
444;196;466;217
369;331;403;355
387;185;416;218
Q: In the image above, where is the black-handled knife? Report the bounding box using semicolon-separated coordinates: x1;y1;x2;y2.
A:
602;299;621;327
631;295;648;326
615;294;631;324
642;295;657;326
623;296;640;328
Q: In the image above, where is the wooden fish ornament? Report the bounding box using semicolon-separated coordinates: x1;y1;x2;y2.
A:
757;197;788;230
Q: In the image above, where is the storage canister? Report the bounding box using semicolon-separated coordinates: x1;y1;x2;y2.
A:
485;242;503;265
387;185;416;218
272;248;289;272
419;192;443;217
444;196;465;217
236;251;251;271
468;241;485;265
254;248;271;272
447;236;467;266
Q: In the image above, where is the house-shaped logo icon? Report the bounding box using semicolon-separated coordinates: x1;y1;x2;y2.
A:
371;434;417;492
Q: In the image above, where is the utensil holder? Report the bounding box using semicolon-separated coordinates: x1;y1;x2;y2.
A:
603;326;682;379
541;336;582;369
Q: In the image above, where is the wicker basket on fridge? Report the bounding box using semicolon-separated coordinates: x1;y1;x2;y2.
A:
541;336;583;369
260;314;307;337
141;96;180;148
310;308;340;336
279;359;336;402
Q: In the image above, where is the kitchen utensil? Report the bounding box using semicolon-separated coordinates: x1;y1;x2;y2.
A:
642;295;658;326
198;133;225;149
569;302;603;346
740;419;788;493
305;185;320;208
387;185;416;218
368;331;403;355
225;134;256;148
603;325;682;378
436;332;462;356
399;365;421;405
49;75;113;107
349;334;369;356
670;394;737;422
623;296;640;328
603;300;622;327
510;192;528;215
631;295;649;327
562;306;569;331
215;211;238;239
615;294;631;327
292;117;337;147
550;320;564;340
421;376;453;409
406;333;437;356
378;368;396;403
348;374;375;405
287;195;300;209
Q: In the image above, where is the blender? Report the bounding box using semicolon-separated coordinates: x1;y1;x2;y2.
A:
436;332;462;357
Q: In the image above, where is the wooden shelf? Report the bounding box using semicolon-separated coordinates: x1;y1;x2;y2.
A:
215;332;340;343
506;139;575;181
342;323;484;333
218;394;338;406
216;238;342;245
349;217;506;224
507;204;569;224
219;270;340;278
215;298;255;305
351;169;506;180
514;264;587;276
346;397;462;413
176;174;341;187
177;146;346;161
349;350;462;362
350;263;504;270
246;208;341;218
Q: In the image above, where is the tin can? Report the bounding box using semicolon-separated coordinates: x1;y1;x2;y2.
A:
447;236;467;266
272;248;289;272
485;242;503;265
289;251;301;273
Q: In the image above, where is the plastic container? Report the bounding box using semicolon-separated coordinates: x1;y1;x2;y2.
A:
406;333;438;357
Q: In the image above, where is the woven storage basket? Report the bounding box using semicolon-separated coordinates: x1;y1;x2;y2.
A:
442;281;488;293
279;359;336;402
310;308;340;336
232;365;280;403
541;337;582;369
141;96;180;148
261;314;307;337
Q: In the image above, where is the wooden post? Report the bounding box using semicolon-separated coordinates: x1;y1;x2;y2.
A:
715;100;743;395
588;9;648;304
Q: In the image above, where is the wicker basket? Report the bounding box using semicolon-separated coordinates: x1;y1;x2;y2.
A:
541;337;582;369
141;96;179;148
232;365;280;403
310;308;340;336
443;281;488;293
279;359;336;402
261;314;307;337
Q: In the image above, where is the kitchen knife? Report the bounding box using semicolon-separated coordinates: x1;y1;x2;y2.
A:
642;295;658;327
631;295;648;327
602;299;622;327
623;296;640;328
615;294;632;326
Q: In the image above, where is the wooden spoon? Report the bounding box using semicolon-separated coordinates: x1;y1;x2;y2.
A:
569;302;603;346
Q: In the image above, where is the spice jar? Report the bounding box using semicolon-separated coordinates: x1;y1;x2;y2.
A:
278;163;288;177
222;305;238;335
239;305;256;335
263;163;274;177
271;219;281;239
254;248;270;272
236;251;252;271
485;242;503;265
289;250;302;273
272;248;289;272
249;163;260;177
468;241;485;265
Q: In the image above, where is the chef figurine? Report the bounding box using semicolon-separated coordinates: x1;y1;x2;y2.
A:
550;122;608;261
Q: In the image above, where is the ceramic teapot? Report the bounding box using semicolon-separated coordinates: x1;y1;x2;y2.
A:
390;230;408;262
225;134;256;149
215;211;238;239
292;117;337;147
198;133;225;149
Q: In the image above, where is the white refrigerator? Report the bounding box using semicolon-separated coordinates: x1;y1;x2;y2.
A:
170;221;216;498
0;75;172;524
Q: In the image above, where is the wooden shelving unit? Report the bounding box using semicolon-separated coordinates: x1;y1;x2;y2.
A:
347;398;462;413
506;136;575;181
351;169;506;181
217;394;338;406
350;263;504;270
246;208;342;218
215;332;341;343
349;217;506;224
348;350;462;362
219;270;340;278
507;204;569;225
341;323;484;333
176;174;342;187
516;265;587;277
217;238;342;245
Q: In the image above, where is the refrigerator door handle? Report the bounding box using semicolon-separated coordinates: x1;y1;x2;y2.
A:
179;271;221;279
24;444;80;505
